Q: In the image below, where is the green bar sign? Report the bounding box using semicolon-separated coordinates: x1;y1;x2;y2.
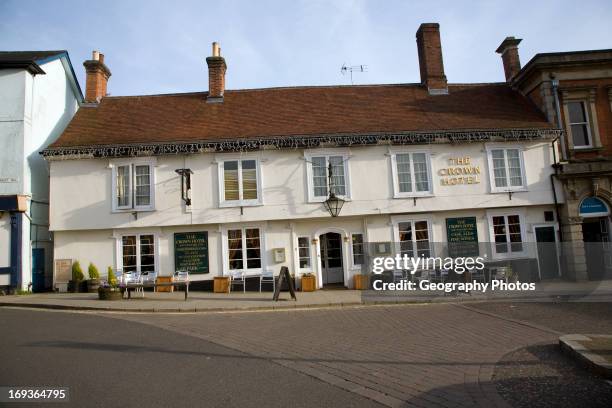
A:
445;217;479;257
174;232;209;274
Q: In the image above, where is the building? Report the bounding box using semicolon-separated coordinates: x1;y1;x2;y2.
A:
0;51;83;292
44;24;564;290
499;39;612;280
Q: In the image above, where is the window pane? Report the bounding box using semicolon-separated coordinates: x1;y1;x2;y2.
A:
568;101;587;124
298;237;311;269
396;154;412;193
352;233;364;265
312;157;328;197
329;156;346;196
491;150;507;188
398;222;413;257
224;161;239;201
506;150;523;187
117;165;130;207
412;153;429;192
139;235;155;272
228;228;243;270
135;165;151;206
122;235;137;272
571;124;590;147
245;229;260;269
241;160;258;200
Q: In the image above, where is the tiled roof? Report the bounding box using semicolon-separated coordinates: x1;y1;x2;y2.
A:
50;82;552;149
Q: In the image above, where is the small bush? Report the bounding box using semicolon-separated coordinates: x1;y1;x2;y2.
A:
72;261;84;281
107;266;117;286
88;262;100;280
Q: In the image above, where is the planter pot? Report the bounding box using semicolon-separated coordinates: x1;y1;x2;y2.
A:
213;277;230;293
98;287;123;301
353;274;369;290
301;275;316;292
67;280;82;293
87;279;100;293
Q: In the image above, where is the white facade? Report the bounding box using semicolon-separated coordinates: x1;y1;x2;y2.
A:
0;55;81;290
49;139;564;288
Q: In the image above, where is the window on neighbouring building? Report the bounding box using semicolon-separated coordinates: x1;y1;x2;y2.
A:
227;228;261;271
220;159;261;206
398;220;431;259
488;148;525;192
113;163;154;211
491;214;523;255
351;233;364;266
298;237;311;269
307;153;350;201
567;101;592;148
121;234;155;273
393;152;431;196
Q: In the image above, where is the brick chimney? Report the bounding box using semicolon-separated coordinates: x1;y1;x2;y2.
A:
206;42;226;103
83;50;111;103
416;23;448;95
496;37;522;82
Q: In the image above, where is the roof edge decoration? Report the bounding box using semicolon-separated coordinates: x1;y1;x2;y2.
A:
41;128;562;160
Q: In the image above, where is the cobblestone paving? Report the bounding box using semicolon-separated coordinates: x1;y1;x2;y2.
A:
115;304;557;407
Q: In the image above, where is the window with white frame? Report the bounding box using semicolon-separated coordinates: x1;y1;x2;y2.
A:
121;234;156;273
567;101;592;148
487;147;525;192
297;237;311;270
219;159;262;207
397;220;432;259
491;214;524;255
227;227;262;271
351;233;364;266
391;151;432;197
305;151;350;201
113;162;154;211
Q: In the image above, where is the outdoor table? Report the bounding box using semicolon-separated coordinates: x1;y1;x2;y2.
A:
124;280;189;300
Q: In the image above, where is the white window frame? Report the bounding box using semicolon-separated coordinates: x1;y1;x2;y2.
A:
566;100;593;149
304;148;352;203
389;148;434;198
296;235;313;272
115;232;160;274
391;215;434;260
217;155;263;208
486;209;527;259
221;224;266;275
111;159;156;212
485;144;527;193
350;232;365;270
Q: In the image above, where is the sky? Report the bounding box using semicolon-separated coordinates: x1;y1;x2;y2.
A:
1;0;611;96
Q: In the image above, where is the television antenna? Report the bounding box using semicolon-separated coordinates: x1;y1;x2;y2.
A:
340;63;367;85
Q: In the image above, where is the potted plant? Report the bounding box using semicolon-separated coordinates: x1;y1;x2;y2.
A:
87;262;101;293
68;261;84;293
98;266;123;300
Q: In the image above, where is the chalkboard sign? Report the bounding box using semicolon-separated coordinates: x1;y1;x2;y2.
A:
273;266;297;301
446;217;479;257
174;232;209;274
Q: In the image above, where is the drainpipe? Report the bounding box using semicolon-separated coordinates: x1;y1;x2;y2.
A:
549;76;566;277
550;76;567;161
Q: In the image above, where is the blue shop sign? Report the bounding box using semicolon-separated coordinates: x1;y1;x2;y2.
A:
579;197;609;217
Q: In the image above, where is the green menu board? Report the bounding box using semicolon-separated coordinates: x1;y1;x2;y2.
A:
445;217;479;257
174;232;209;274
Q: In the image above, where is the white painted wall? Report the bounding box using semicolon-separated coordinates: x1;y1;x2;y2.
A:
0;215;11;268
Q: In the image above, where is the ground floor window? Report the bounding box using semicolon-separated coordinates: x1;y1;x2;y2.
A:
297;236;311;270
121;234;155;273
227;228;261;272
397;220;431;259
351;233;364;266
491;214;523;255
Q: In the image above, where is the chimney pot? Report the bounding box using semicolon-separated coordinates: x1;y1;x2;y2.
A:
416;23;448;95
496;37;522;82
206;41;227;102
83;50;111;103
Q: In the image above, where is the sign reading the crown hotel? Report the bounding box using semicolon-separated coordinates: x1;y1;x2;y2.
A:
439;156;481;185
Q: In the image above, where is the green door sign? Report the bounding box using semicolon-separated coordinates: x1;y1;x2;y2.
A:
174;232;209;274
445;217;479;257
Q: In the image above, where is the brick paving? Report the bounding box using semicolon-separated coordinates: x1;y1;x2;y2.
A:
114;304;558;407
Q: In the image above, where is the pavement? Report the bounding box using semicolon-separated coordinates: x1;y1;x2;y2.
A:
1;280;612;312
2;302;611;407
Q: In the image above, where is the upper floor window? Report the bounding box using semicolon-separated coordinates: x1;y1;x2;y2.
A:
218;158;262;207
391;151;432;197
112;161;155;212
305;150;351;202
567;101;592;148
486;147;526;193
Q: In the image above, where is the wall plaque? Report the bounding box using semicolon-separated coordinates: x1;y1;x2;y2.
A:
445;217;479;257
174;232;209;274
